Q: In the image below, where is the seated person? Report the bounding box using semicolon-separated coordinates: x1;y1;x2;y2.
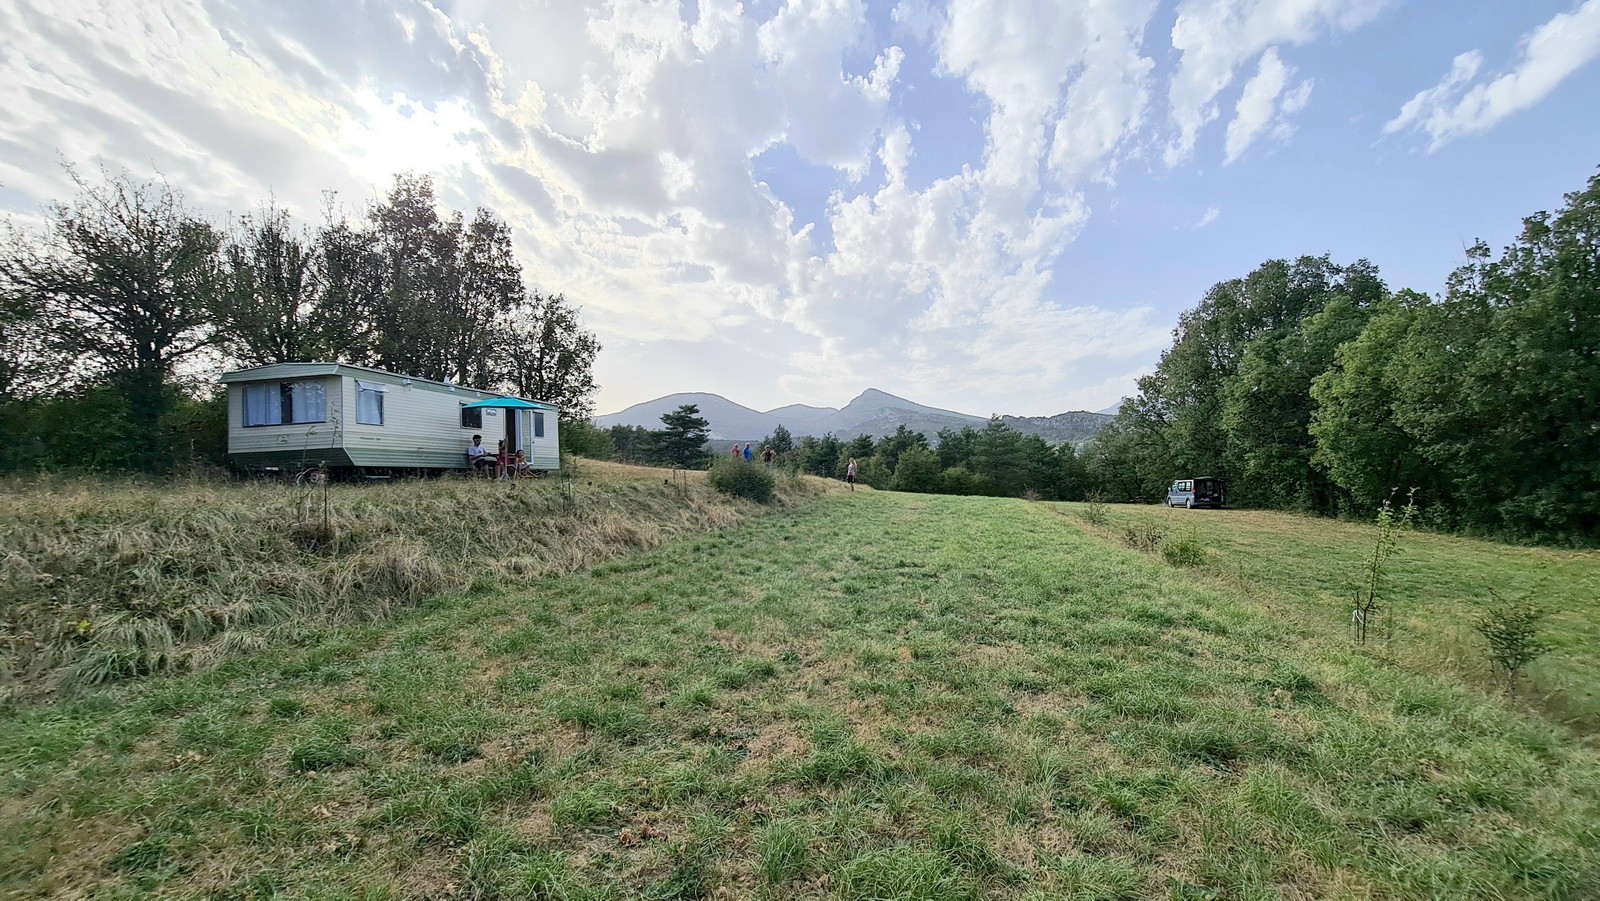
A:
466;434;495;474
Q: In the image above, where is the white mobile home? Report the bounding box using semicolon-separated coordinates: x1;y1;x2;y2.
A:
221;363;561;474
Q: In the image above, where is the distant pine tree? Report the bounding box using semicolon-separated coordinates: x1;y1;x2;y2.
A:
655;404;711;467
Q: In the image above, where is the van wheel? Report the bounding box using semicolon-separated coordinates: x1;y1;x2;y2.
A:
1185;498;1193;509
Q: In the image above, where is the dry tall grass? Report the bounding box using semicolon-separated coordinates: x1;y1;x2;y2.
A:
0;461;835;699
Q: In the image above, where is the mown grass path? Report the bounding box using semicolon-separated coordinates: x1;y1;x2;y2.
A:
4;491;1598;899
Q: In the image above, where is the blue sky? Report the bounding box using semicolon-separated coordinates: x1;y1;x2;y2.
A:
1;0;1597;417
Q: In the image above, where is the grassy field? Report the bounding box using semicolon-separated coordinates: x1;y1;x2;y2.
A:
1075;503;1600;730
0;461;828;699
2;486;1598;898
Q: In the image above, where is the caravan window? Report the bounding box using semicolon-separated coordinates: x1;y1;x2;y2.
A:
356;381;385;425
461;406;483;429
533;411;545;438
242;380;326;427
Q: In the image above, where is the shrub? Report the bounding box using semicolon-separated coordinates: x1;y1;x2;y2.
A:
1162;535;1207;567
1081;492;1108;526
1120;521;1165;553
940;466;977;496
707;459;775;503
1475;593;1552;682
857;455;891;489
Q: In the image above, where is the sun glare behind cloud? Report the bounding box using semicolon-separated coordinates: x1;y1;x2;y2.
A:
339;92;485;187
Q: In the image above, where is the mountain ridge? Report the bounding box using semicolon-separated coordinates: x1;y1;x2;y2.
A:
597;389;1113;446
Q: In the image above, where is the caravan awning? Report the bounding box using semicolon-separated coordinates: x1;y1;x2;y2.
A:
459;396;553;410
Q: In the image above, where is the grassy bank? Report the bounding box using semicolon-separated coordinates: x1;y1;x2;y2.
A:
3;491;1597;898
0;462;835;700
1067;503;1600;732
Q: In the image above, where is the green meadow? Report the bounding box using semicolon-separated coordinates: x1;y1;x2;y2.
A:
3;486;1598;899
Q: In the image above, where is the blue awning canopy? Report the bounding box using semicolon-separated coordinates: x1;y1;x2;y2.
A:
460;396;550;410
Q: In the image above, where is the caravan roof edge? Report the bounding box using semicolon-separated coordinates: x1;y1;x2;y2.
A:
220;362;560;410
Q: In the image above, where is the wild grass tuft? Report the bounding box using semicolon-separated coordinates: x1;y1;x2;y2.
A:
836;847;977;901
757;820;812;885
1161;533;1208;567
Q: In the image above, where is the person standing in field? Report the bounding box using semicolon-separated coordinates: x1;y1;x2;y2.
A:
743;443;753;461
731;444;741;459
846;457;858;492
761;446;775;468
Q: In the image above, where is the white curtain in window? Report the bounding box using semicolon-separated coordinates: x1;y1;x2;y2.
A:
290;381;326;423
243;383;281;426
355;380;385;425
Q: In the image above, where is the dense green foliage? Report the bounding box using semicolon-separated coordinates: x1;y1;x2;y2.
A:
1087;169;1600;542
0;168;600;474
770;418;1088;500
706;458;776;503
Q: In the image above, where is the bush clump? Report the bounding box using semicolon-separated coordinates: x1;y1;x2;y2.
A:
1162;535;1207;567
707;460;775;503
1475;593;1552;683
1119;521;1166;552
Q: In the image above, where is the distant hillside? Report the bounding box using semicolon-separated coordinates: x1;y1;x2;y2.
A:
599;388;1114;446
595;392;774;441
810;389;986;438
764;403;837;430
1001;411;1116;447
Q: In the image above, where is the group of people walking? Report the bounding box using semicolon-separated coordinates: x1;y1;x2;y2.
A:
730;443;779;467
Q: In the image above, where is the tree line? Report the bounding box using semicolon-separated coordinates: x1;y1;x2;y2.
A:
588;406;1090;500
1086;169;1599;543
0;168;600;473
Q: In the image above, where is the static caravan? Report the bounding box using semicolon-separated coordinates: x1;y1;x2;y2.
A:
221;362;561;475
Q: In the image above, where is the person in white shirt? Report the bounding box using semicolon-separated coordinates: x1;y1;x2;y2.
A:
466;434;495;475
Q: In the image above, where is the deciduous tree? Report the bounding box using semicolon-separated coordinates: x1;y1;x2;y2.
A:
0;167;221;465
500;292;601;420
